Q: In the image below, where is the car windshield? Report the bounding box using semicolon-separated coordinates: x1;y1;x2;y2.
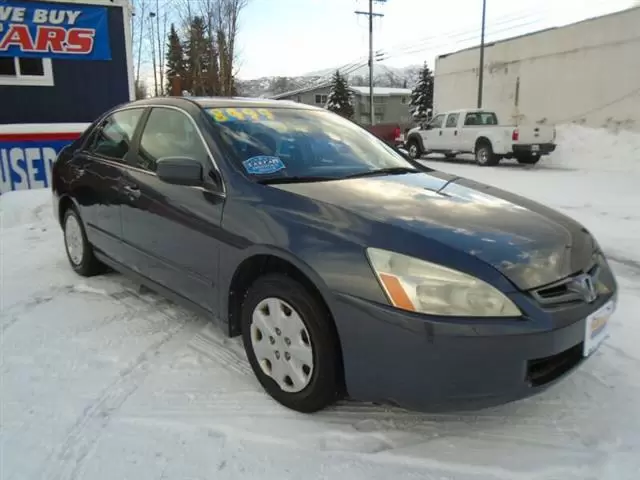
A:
205;106;418;182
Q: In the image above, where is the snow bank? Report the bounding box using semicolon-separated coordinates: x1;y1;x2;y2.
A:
545;124;640;172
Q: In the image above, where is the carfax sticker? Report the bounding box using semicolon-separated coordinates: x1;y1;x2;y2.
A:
242;156;285;175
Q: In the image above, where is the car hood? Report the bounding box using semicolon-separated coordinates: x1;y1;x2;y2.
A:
272;171;596;291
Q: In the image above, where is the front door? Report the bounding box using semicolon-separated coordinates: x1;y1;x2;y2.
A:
420;114;445;151
441;113;460;151
75;108;145;264
120;106;226;312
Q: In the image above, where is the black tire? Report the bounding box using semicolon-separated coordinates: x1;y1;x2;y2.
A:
406;137;423;159
517;154;541;165
475;142;499;166
62;206;105;277
241;274;341;413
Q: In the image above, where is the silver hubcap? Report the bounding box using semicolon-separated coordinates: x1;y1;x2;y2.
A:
250;297;314;393
477;148;489;164
409;144;418;158
64;214;84;266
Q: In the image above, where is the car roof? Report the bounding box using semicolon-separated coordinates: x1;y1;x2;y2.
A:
124;96;323;112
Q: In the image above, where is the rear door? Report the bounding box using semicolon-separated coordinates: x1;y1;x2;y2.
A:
74;108;146;264
460;112;481;152
120;106;226;312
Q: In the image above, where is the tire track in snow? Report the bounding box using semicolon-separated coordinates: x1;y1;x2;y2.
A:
187;323;253;377
34;286;206;480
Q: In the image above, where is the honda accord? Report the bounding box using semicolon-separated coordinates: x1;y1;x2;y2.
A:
52;97;618;413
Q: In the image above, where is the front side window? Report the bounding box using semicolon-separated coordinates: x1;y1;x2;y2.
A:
90;109;144;161
206;106;418;181
445;113;459;128
137;108;209;172
429;114;445;129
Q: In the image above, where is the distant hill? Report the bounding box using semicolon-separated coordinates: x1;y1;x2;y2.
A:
236;64;421;98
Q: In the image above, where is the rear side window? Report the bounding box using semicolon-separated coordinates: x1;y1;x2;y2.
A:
136;108;209;172
445;113;459;128
90;109;144;161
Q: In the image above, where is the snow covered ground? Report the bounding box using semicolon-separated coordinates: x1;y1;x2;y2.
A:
2;124;640;480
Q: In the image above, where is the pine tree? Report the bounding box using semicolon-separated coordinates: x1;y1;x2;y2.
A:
326;70;354;119
185;16;212;96
409;62;434;121
165;24;186;95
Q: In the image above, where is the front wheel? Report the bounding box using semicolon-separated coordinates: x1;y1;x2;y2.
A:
406;138;423;159
475;142;499;166
241;274;341;413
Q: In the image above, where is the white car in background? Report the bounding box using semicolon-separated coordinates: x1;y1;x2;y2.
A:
405;109;557;166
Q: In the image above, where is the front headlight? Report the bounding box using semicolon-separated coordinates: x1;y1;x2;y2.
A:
366;248;521;317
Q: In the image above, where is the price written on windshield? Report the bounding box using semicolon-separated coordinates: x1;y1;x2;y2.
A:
207;108;275;122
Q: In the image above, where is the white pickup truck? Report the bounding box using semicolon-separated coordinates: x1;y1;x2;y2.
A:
405;109;556;166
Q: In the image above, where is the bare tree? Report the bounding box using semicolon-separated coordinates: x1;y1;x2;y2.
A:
131;0;149;86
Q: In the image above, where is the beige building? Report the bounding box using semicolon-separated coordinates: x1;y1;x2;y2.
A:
272;85;412;125
434;6;640;131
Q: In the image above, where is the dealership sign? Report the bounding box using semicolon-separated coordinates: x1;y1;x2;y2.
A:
0;124;88;194
0;0;111;60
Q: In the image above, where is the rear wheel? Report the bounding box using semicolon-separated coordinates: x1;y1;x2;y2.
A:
517;154;541;165
63;206;105;276
475;142;499;166
407;138;423;159
241;274;341;413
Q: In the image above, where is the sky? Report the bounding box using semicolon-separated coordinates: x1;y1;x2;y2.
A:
235;0;638;79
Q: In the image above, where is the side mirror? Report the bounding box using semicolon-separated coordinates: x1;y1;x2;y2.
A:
156;157;203;187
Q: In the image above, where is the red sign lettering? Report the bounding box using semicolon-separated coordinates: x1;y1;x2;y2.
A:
0;24;34;51
0;24;96;54
66;28;95;54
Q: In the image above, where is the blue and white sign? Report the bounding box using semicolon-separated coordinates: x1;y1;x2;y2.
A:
0;0;111;60
0;140;69;193
242;156;286;175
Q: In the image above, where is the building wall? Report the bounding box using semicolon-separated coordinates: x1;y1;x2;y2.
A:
278;87;412;125
0;4;130;125
352;94;411;125
434;7;640;131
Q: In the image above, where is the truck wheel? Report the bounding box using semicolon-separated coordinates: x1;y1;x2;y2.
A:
407;138;423;159
475;142;499;166
517;154;541;165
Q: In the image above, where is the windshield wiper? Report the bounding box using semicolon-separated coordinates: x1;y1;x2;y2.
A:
257;176;336;185
342;167;420;179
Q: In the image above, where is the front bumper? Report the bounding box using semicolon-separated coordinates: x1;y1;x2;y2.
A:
513;143;556;155
332;290;615;412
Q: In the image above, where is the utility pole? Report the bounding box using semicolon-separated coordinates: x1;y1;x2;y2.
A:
477;0;487;108
149;12;158;97
355;0;385;125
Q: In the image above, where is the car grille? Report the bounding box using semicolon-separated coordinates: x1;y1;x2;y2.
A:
530;263;600;306
526;344;583;387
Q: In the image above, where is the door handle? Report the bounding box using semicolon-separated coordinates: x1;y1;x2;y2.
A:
454;130;458;136
439;131;443;136
122;184;141;199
